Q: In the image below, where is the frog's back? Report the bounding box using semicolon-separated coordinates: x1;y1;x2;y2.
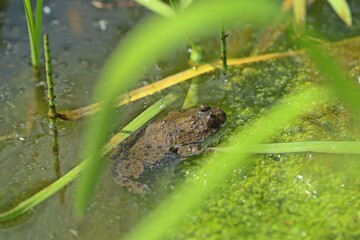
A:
112;105;226;194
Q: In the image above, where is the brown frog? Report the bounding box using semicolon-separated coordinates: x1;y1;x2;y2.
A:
112;104;226;194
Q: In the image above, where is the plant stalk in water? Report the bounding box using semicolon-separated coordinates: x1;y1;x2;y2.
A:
220;22;228;72
44;33;57;128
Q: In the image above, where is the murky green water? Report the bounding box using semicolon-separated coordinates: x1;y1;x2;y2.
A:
0;1;360;239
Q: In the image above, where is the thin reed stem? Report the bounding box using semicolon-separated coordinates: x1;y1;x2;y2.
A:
220;22;228;73
43;33;57;128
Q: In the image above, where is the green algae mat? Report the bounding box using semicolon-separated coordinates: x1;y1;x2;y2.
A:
166;37;360;239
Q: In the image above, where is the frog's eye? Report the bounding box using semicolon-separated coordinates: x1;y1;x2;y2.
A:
199;104;211;112
206;114;220;128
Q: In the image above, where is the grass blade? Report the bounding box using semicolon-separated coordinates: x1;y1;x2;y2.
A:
301;38;360;117
23;0;38;67
214;141;360;154
34;0;43;64
179;0;193;10
327;0;352;26
0;94;178;222
134;0;176;18
292;0;306;27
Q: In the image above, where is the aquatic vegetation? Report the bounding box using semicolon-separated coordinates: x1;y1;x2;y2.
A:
0;93;178;221
23;0;43;69
1;0;359;239
43;33;57;128
292;0;352;28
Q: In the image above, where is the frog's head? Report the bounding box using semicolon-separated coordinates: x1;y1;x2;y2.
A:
199;104;226;130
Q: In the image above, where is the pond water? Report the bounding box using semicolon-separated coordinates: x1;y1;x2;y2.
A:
0;1;360;239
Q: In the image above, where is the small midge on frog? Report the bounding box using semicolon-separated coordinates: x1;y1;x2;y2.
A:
111;104;226;194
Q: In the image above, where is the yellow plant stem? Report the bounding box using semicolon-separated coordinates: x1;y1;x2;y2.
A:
58;51;299;120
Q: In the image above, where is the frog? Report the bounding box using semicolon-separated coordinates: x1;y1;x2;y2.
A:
112;104;226;194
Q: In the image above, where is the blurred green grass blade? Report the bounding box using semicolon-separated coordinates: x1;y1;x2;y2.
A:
292;0;306;34
179;0;193;10
34;0;43;63
23;0;37;67
134;0;176;18
123;86;327;240
23;0;35;43
0;161;85;222
215;141;360;154
182;78;200;109
292;0;306;25
23;0;42;68
301;39;360;117
75;0;279;214
0;94;177;222
102;93;179;155
327;0;352;26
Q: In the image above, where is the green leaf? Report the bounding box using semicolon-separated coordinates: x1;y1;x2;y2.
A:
134;0;176;18
23;0;37;66
34;0;43;64
327;0;352;26
23;0;43;68
292;0;306;25
300;38;360;117
179;0;193;10
215;141;360;154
